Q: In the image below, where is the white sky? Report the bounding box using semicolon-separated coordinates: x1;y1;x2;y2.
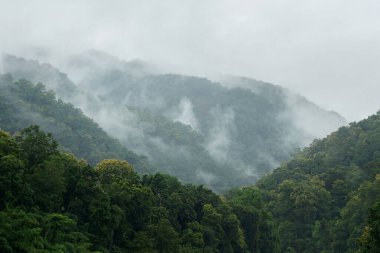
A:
1;0;380;121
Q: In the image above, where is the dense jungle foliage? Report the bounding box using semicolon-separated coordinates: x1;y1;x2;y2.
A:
0;126;277;252
1;115;379;252
257;111;380;253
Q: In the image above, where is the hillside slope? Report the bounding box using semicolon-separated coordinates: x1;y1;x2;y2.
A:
257;111;380;253
1;52;346;191
0;73;152;173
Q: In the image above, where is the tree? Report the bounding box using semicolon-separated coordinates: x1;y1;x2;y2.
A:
27;155;67;212
201;204;223;251
0;155;30;209
95;159;138;185
0;130;19;157
227;186;278;253
181;222;204;252
0;209;45;252
357;198;380;253
16;125;58;167
148;207;181;253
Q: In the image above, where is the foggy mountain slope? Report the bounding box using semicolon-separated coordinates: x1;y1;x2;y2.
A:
0;73;153;173
66;49;156;81
1;52;346;191
1;54;77;101
0;54;243;190
119;106;238;190
218;75;347;145
67;50;346;162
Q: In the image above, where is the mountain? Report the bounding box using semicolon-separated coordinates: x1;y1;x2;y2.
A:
1;52;346;191
1;53;77;100
0;73;152;173
257;111;380;253
1;51;379;252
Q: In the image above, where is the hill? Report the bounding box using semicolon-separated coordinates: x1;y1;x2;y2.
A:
257;111;380;253
1;52;346;191
0;73;152;173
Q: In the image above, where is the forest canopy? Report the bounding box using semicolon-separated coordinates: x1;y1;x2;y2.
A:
0;125;277;253
1;110;380;252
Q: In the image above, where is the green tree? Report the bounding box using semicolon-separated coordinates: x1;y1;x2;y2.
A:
16;125;58;167
0;155;29;209
0;130;19;157
148;207;181;253
201;204;223;252
227;186;278;253
95;159;138;185
357;198;380;253
0;209;44;252
27;155;67;212
181;221;204;252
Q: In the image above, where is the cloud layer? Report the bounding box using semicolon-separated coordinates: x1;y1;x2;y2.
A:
1;0;379;121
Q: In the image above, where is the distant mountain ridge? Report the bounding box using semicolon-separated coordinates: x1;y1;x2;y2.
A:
218;75;346;144
1;52;346;191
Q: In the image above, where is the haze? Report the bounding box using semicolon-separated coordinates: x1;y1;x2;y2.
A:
1;0;379;122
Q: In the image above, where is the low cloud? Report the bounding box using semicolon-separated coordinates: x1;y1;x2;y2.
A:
196;170;216;185
172;97;200;131
205;106;235;163
282;92;347;146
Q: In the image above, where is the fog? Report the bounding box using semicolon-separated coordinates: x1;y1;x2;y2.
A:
172;98;200;131
206;107;235;163
0;51;346;190
1;0;380;121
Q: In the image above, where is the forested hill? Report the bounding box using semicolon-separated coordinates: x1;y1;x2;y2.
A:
256;111;380;253
0;73;152;173
1;52;346;191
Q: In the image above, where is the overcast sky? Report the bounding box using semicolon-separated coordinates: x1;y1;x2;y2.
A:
1;0;379;121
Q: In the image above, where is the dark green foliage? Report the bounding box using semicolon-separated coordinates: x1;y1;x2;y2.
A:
357;195;380;253
16;125;58;167
0;74;153;172
0;130;19;157
27;155;67;212
1;105;379;253
0;126;279;252
0;208;92;252
226;187;279;253
257;111;380;253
